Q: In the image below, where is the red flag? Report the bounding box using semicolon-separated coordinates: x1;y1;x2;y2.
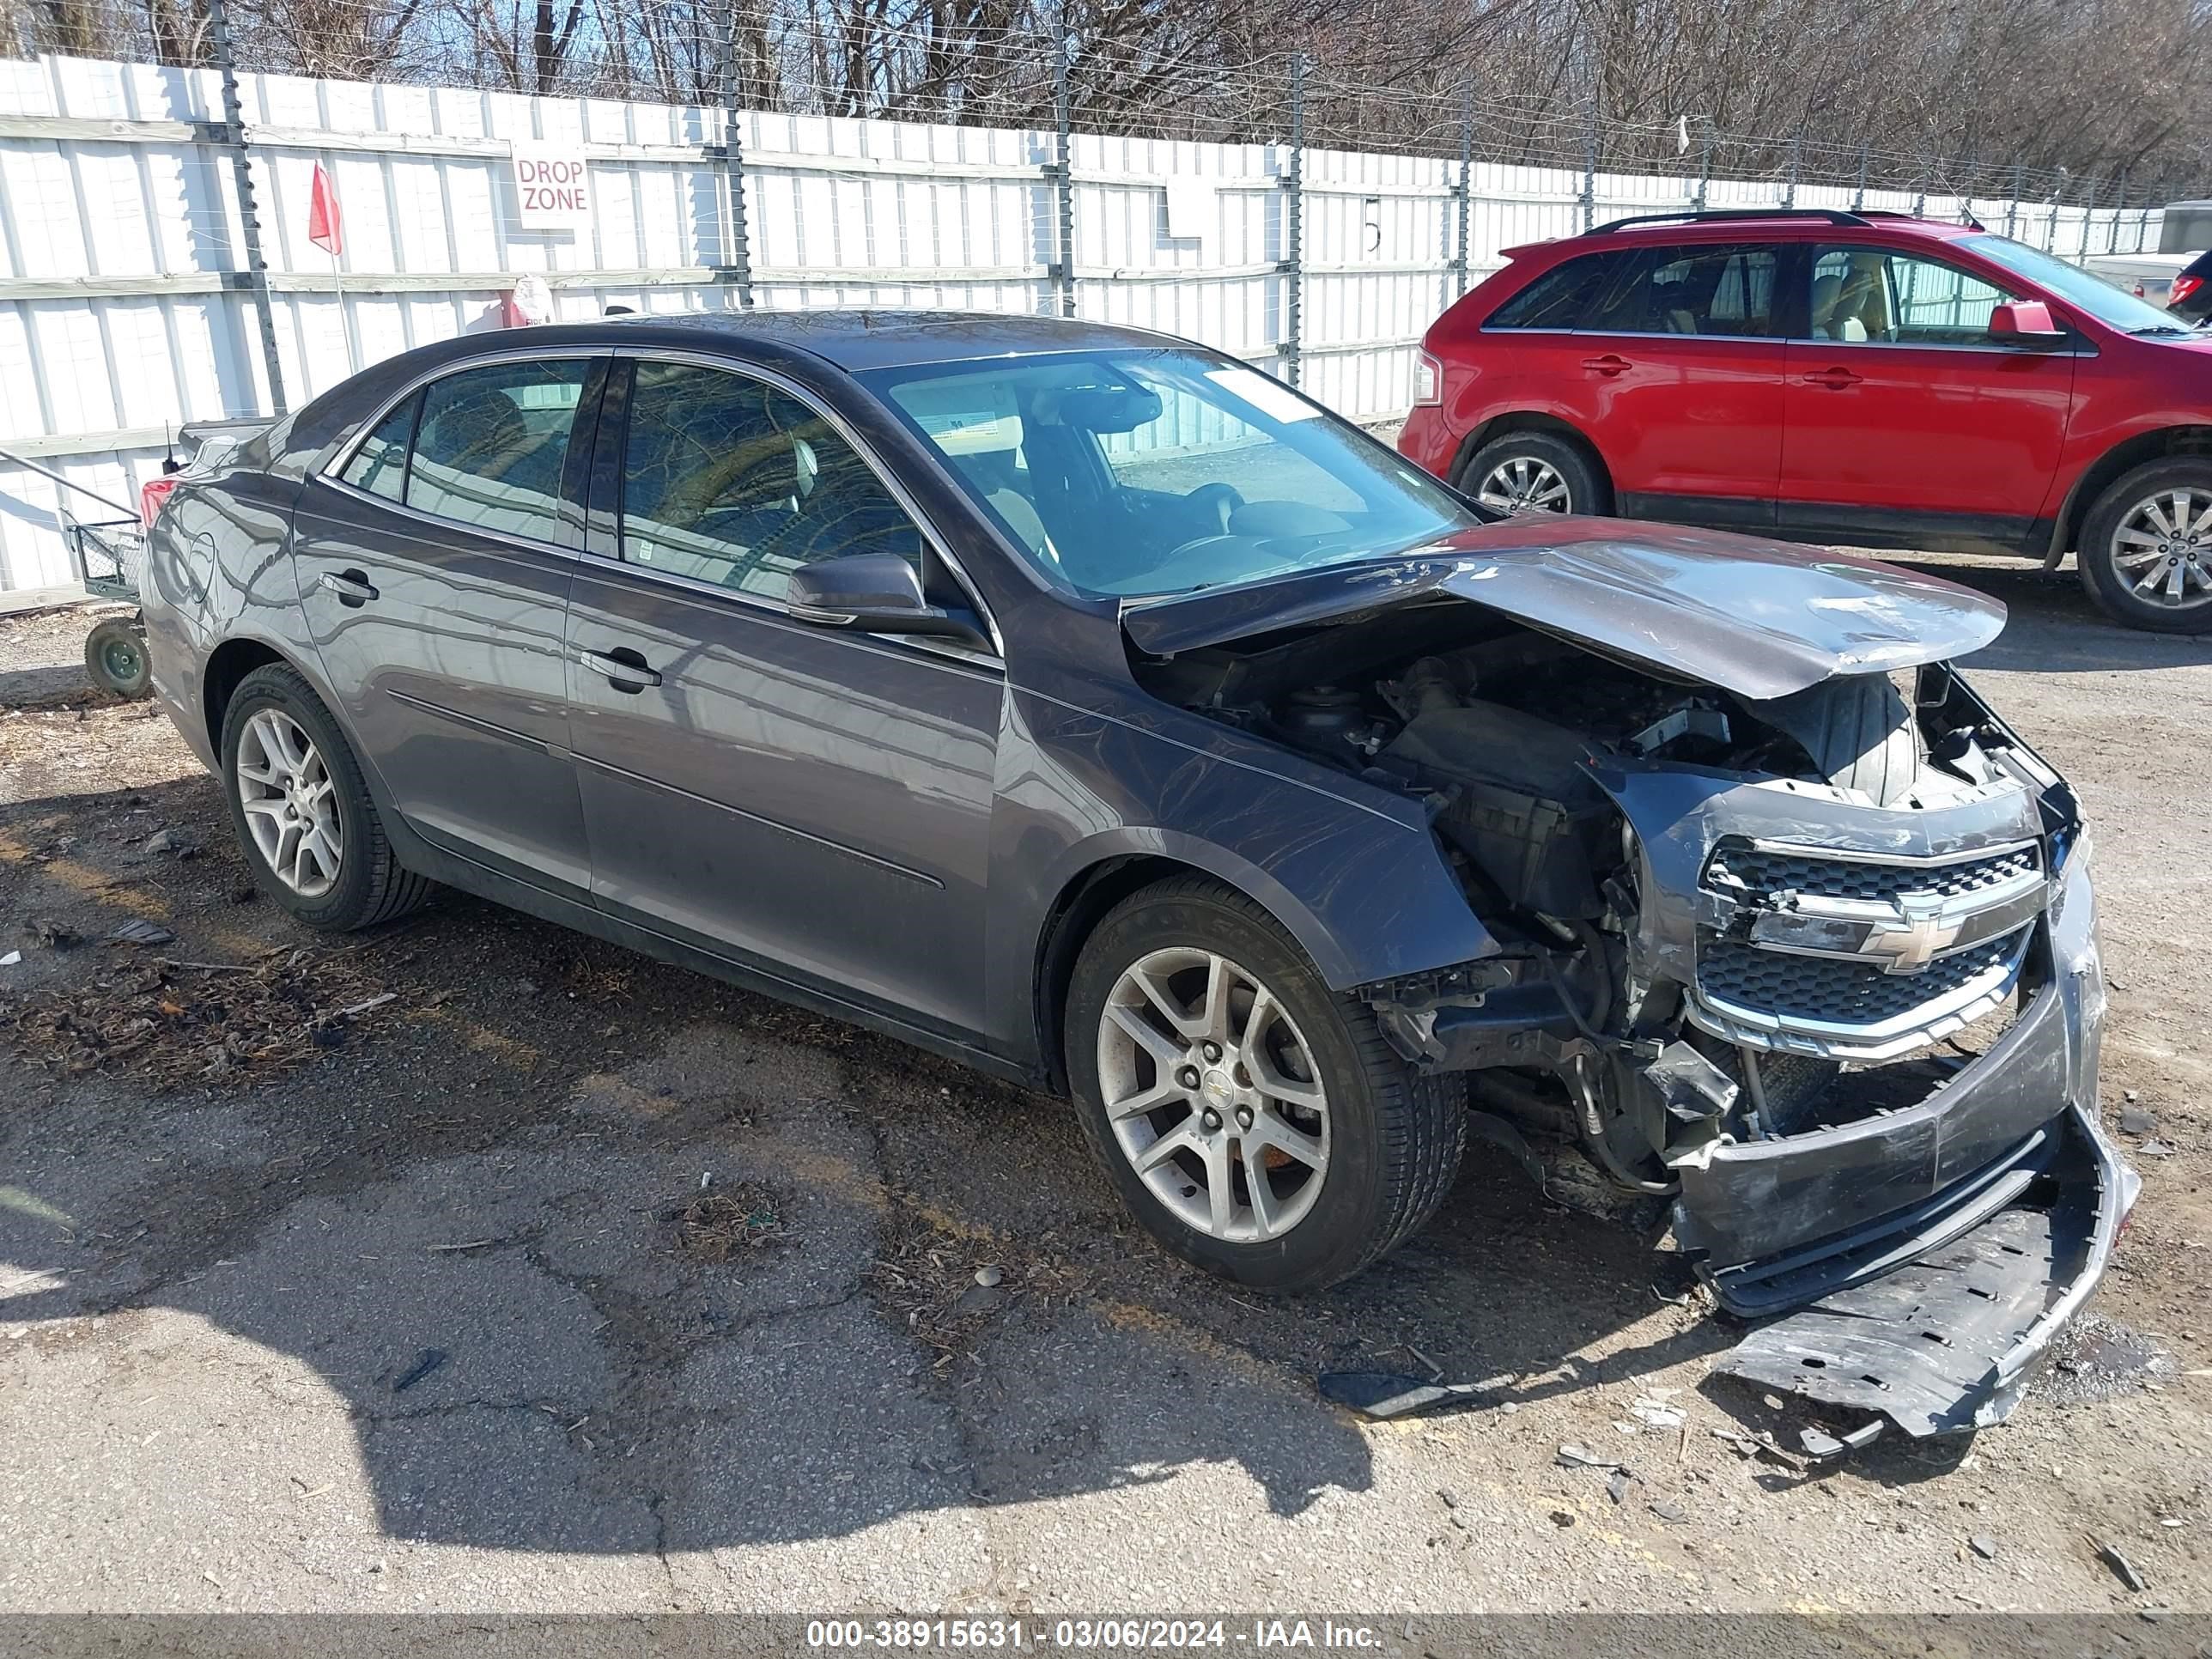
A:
307;163;343;258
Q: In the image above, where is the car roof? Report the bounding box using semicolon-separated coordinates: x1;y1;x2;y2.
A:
575;307;1188;372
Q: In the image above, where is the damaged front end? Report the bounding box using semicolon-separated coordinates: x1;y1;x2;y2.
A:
1129;547;2135;1439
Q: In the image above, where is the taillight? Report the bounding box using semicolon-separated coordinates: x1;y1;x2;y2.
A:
139;477;179;531
2172;275;2203;310
1413;349;1443;407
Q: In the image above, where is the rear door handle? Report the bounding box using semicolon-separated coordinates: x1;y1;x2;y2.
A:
1581;354;1632;376
1802;368;1864;389
578;646;662;691
319;568;377;606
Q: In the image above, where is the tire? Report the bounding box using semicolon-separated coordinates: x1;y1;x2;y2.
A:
2077;456;2212;635
1755;672;1923;807
1457;429;1610;520
219;662;433;931
83;617;151;699
1065;875;1465;1292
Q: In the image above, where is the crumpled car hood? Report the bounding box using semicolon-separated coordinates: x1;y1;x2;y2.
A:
1119;519;2007;701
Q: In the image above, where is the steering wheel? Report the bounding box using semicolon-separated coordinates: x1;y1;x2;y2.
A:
1183;483;1246;536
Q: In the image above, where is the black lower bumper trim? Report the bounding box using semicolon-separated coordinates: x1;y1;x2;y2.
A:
1712;1103;2133;1437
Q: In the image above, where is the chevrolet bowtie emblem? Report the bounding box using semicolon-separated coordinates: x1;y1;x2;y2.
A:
1858;894;1965;974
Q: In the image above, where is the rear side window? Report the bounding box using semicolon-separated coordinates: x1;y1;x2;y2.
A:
1583;243;1780;337
619;361;926;600
405;361;591;545
1486;253;1622;329
340;392;416;501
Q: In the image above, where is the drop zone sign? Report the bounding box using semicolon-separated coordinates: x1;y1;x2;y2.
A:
513;149;592;232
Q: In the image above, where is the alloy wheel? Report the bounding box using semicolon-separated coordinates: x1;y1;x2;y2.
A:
1094;946;1330;1243
1475;454;1571;515
235;708;343;897
2111;487;2212;611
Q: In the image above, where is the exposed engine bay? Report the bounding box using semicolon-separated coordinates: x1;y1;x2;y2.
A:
1133;595;2130;1439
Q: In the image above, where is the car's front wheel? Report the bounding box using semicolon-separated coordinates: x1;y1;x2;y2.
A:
2079;457;2212;634
1066;877;1465;1291
220;662;433;930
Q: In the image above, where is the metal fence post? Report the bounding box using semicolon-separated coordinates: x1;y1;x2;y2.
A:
209;0;285;415
2045;173;2063;250
1452;82;1473;299
2107;172;2127;253
718;9;755;307
2003;164;2022;239
2077;177;2097;260
1282;51;1304;386
1051;26;1075;319
1911;155;1927;221
1579;96;1597;230
1783;128;1801;210
1850;143;1867;212
1695;125;1713;212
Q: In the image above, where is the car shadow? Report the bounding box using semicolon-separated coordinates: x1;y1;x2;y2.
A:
0;778;1729;1554
1871;554;2212;674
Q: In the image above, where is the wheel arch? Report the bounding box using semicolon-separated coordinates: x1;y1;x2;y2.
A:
2049;425;2212;564
1029;844;1356;1097
1447;410;1613;497
202;635;295;756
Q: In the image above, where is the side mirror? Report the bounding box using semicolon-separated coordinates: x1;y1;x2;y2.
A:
785;553;994;652
1990;301;2066;344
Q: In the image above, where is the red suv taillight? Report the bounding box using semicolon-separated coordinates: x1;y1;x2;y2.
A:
1413;349;1443;408
139;476;179;531
2172;274;2203;310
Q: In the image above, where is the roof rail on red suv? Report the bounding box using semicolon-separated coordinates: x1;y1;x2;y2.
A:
1586;207;1987;236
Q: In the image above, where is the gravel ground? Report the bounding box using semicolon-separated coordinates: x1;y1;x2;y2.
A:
0;559;2207;1620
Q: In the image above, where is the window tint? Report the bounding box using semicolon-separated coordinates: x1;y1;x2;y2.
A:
619;362;924;599
1486;252;1623;329
406;361;590;544
341;392;416;501
1810;246;2021;345
1583;243;1779;337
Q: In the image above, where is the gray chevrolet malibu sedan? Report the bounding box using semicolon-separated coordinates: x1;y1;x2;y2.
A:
143;310;2134;1442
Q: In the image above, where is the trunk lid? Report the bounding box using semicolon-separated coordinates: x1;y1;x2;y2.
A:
1119;518;2006;702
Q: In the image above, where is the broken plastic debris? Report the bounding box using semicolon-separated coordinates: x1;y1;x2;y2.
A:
1316;1370;1510;1419
0;951;18;967
105;918;175;947
2098;1540;2148;1592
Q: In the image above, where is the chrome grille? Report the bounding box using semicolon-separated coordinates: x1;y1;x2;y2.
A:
1705;841;2039;906
1698;928;2027;1025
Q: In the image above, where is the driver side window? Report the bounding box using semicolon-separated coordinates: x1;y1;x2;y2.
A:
618;362;925;600
1810;246;2019;346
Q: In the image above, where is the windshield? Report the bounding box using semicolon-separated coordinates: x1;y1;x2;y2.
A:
1966;234;2195;334
862;348;1477;598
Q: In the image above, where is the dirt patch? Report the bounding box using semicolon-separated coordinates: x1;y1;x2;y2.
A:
669;1187;793;1261
8;943;405;1090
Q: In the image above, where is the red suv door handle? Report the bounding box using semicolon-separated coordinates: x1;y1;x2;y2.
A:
1582;354;1632;376
1802;367;1864;389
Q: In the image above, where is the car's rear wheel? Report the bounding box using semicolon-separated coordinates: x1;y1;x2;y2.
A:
221;663;433;931
2079;457;2212;634
1458;430;1608;520
1065;876;1464;1292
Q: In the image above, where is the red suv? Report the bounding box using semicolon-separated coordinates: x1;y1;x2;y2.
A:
1400;208;2212;633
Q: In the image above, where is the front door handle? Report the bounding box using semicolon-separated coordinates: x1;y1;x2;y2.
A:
578;646;662;691
1581;354;1632;376
319;568;377;606
1802;367;1864;389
